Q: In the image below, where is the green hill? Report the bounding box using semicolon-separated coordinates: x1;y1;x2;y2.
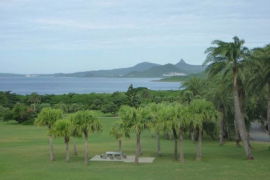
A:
125;64;183;77
124;60;205;78
53;62;160;77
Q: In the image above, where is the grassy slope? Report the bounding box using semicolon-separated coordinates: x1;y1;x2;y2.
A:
1;118;270;180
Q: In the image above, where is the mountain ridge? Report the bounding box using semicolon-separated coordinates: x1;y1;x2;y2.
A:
0;60;205;78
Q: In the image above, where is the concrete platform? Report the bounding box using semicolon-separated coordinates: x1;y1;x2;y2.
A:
90;155;155;163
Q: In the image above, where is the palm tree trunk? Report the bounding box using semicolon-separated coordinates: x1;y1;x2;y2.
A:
139;139;142;155
234;118;241;146
172;128;178;160
267;98;270;135
196;127;202;160
156;132;161;156
84;133;89;165
190;130;195;142
65;138;70;162
174;139;178;160
267;84;270;135
33;103;36;112
233;70;254;159
135;132;141;163
219;110;225;145
178;128;184;162
73;142;78;156
118;139;122;152
48;136;55;161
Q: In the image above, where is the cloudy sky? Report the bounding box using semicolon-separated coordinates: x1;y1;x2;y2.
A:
0;0;270;74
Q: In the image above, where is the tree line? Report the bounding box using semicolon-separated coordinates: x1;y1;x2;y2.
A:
0;87;182;123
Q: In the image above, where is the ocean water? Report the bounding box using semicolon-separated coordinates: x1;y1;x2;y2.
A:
0;77;180;95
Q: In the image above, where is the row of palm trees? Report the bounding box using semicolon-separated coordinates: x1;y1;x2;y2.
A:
111;99;217;163
35;108;101;165
36;98;217;164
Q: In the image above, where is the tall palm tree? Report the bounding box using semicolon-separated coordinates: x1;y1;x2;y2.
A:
52;119;72;161
71;124;81;156
189;99;218;160
157;104;179;160
119;106;149;163
204;36;254;159
35;108;63;161
70;110;102;165
146;103;167;156
248;45;270;134
171;103;190;162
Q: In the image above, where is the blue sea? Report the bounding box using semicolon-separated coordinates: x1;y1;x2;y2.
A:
0;77;180;95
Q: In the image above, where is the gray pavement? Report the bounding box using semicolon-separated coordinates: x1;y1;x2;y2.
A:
249;122;270;142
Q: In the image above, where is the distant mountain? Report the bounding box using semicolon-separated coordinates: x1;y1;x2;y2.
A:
53;62;160;77
1;60;205;78
126;63;182;77
125;60;205;77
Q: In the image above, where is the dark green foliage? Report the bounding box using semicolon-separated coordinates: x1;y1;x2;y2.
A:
0;91;21;108
203;121;218;139
182;77;207;97
12;103;35;123
0;105;9;121
125;84;142;108
101;102;118;114
0;89;184;124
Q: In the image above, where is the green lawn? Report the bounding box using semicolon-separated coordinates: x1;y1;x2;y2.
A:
1;118;270;180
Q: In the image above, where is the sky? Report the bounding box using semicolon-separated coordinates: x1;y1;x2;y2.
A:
0;0;270;74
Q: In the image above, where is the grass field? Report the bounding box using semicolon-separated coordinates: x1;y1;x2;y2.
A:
1;117;270;180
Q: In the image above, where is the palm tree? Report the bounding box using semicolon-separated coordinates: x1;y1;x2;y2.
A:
181;78;207;142
70;110;102;165
27;92;41;112
204;36;254;159
182;77;207;97
171;103;190;162
110;120;129;152
71;125;81;156
248;45;270;134
158;104;180;160
146;103;166;156
181;90;194;104
205;75;233;145
35;108;63;161
52;119;72;161
189;99;217;160
119;106;149;163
